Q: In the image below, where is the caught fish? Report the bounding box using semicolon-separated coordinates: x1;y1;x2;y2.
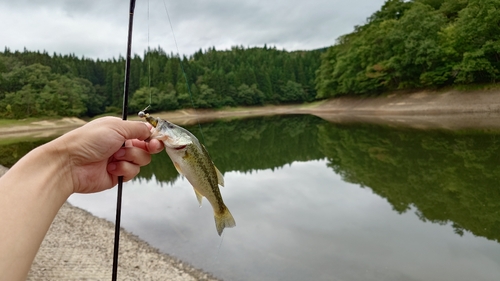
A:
139;110;236;235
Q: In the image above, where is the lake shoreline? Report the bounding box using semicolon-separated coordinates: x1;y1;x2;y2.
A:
131;88;500;130
4;89;500;280
3;89;500;138
306;89;500;130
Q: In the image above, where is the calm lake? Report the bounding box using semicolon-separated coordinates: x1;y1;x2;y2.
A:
2;114;500;281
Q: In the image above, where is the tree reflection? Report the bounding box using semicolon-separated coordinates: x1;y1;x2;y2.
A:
318;123;500;242
136;114;325;184
0;138;55;168
3;115;500;243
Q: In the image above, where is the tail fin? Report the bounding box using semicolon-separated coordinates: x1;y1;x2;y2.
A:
214;207;236;236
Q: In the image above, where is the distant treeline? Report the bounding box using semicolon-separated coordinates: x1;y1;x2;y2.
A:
0;46;322;118
2;0;500;118
316;0;500;98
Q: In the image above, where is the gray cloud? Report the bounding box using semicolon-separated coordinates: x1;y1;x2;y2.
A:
0;0;386;59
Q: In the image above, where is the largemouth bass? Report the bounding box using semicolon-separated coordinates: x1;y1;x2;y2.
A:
139;111;236;236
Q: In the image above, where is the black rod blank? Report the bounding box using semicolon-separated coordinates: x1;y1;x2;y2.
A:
112;0;136;280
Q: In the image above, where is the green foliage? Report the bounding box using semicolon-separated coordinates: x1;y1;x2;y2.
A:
0;46;323;118
450;0;500;83
367;0;412;23
280;80;306;102
129;86;179;113
316;0;500;97
0;62;89;118
235;84;265;106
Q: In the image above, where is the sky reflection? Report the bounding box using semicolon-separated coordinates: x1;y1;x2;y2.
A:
69;159;500;281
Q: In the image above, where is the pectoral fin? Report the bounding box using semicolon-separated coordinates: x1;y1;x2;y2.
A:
173;162;184;176
193;188;203;207
215;166;224;187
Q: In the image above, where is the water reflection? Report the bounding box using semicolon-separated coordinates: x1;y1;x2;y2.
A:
130;116;500;244
318;123;500;242
70;160;500;281
136;115;325;184
2;115;500;280
0;137;56;168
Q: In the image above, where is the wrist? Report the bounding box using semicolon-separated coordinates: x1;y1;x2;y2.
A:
0;138;76;205
37;139;74;198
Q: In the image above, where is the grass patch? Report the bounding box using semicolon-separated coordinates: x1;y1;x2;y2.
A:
0;117;54;128
299;100;325;108
453;83;500;91
0;136;35;146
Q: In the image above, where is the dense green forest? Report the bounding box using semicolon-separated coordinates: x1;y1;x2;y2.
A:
0;46;322;118
316;0;500;98
2;0;500;118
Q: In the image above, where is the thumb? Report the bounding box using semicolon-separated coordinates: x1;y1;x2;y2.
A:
98;117;152;141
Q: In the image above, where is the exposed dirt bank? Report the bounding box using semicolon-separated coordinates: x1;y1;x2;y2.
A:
0;117;86;139
306;89;500;130
131;89;500;130
315;89;500;114
3;89;500;140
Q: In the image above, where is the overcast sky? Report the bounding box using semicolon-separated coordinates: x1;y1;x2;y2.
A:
0;0;386;59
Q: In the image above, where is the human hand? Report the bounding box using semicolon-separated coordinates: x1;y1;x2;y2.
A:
48;117;163;194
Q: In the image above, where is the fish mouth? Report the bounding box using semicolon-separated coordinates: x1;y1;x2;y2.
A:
174;145;187;150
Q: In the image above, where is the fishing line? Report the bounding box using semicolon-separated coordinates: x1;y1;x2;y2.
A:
112;0;136;280
215;232;225;259
162;0;206;145
162;0;227;255
147;0;152;107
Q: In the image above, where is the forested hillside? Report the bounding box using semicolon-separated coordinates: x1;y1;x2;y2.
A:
0;46;322;118
316;0;500;98
2;0;499;119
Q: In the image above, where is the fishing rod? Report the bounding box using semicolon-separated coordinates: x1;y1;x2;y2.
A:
111;1;205;278
112;0;136;280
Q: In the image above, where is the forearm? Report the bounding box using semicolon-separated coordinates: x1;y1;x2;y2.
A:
0;142;72;281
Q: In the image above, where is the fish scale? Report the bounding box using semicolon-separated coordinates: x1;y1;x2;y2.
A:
184;143;224;211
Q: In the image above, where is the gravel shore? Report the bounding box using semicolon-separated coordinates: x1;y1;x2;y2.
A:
0;167;220;281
